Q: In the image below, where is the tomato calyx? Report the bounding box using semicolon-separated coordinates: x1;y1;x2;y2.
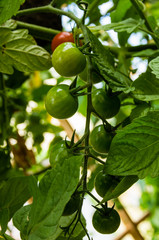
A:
64;131;88;155
68;76;91;97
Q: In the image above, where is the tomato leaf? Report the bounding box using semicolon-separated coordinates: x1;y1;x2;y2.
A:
0;0;24;25
102;175;138;202
86;27;133;93
90;18;144;34
104;111;159;178
110;0;132;22
149;56;159;79
13;205;31;239
0;176;36;233
0;28;52;74
132;69;159;101
28;155;82;240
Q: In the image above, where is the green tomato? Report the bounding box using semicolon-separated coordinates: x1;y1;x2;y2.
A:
62;193;80;216
92;89;120;119
150;99;159;110
90;125;113;154
45;84;78;119
94;171;119;198
92;208;120;234
49;140;72;168
52;42;86;77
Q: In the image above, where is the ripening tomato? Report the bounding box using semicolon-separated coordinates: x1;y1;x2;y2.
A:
94;171;119;198
51;32;74;51
92;88;120;119
92;208;120;234
52;42;86;77
45;84;78;119
90;125;113;154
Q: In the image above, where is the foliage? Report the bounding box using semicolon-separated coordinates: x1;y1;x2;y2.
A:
1;0;159;239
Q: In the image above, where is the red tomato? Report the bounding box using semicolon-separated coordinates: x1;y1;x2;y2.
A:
51;32;74;51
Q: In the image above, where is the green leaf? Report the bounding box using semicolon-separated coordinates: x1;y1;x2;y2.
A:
13;205;31;240
132;49;159;58
0;176;36;233
90;18;144;34
104;111;159;178
28;155;82;240
0;29;52;74
0;20;17;29
0;0;24;25
111;0;132;22
102;175;138;202
132;69;159;101
86;27;132;92
149;56;159;79
130;103;150;121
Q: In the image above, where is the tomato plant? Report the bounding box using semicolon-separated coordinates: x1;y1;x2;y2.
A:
52;42;86;77
92;208;120;234
92;88;121;119
90;124;113;153
45;84;78;119
51;31;74;51
1;0;159;240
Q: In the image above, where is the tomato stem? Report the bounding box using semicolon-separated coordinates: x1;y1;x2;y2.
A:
130;0;159;48
0;74;10;149
88;153;106;165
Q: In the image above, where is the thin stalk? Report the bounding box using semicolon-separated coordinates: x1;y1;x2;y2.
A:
69;83;91;94
88;153;106;165
16;21;60;41
130;0;159;48
86;191;103;205
0;74;10;151
80;220;91;240
16;5;81;26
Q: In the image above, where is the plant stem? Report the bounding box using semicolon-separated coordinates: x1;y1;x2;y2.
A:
16;21;60;41
86;0;99;17
16;5;81;26
88;153;106;165
130;0;159;48
0;74;9;147
86;191;102;205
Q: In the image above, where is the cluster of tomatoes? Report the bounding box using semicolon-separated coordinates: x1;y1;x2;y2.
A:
45;32;121;235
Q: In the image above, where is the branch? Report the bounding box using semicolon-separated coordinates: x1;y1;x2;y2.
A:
16;21;60;41
130;0;159;48
16;5;81;25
